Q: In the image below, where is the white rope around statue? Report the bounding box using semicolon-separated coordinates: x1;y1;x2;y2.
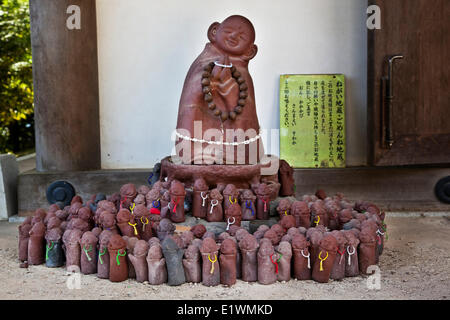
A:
175;130;261;146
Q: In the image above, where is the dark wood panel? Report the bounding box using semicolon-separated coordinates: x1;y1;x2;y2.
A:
30;0;100;171
368;0;450;166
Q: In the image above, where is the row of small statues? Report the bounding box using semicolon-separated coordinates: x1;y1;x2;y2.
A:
111;179;280;224
18;188;387;285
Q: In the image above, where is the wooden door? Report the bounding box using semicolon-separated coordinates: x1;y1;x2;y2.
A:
368;0;450;166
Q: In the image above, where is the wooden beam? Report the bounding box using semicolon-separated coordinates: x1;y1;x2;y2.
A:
30;0;100;171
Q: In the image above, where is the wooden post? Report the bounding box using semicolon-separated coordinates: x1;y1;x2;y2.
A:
30;0;100;171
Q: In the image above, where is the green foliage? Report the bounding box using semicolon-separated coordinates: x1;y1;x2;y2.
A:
0;0;34;154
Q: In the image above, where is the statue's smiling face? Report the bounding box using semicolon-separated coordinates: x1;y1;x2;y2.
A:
215;17;255;56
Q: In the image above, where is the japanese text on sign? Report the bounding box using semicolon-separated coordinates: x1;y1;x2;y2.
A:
280;74;346;168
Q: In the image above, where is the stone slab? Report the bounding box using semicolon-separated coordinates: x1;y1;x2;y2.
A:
0;154;19;220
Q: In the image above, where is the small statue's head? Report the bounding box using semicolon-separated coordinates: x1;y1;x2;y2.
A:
208;15;257;60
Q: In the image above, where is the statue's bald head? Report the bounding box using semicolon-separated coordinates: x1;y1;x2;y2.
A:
208;15;257;60
221;15;255;43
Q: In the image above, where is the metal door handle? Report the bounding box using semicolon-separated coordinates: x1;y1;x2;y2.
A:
384;55;403;148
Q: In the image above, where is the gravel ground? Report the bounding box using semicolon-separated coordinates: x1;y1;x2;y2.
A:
0;215;449;300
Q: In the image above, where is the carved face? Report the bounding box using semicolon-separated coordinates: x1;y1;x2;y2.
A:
116;209;131;223
120;183;137;199
96;200;117;215
209;189;223;201
235;228;249;242
133;194;146;206
280;215;296;230
239;234;258;250
218;232;231;243
339;208;353;223
101;214;116;229
225;203;241;218
126;237;139;252
325;200;340;219
202;231;216;241
343;230;360;247
180;231;194;248
80;231;98;247
134;204;148;217
311;201;326;216
256;183;270;197
276;199;292;214
147;244;163;259
213;16;255;56
223;184;238;197
69;218;90;232
271;224;285;237
77;207;92;222
44;212;56;225
331;231;346;249
19;223;32;237
184;244;200;260
134;240;150;256
220;238;237;255
359;228;376;243
308;231;324;246
319;234;338;252
292;234;309;250
47;217;62;230
193;178;208;191
146;188;160;202
108;234;127;250
277;241;292;257
99;230;113;247
361;219;378;233
240;189;256;201
45;227;62;242
157;218;175;233
287;227;300;237
170;180;186;197
66;229;83;245
263;229;279;246
162;236;181;251
200;237;219;254
190;224;207;238
257;224;270;233
191;238;203;250
70;202;84;216
258;238;274;256
162;190;171;202
148;237;161;248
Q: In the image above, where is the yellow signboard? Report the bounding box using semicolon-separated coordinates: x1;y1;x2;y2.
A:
280;74;345;168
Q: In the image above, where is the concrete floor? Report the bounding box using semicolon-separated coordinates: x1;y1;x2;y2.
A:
0;214;449;300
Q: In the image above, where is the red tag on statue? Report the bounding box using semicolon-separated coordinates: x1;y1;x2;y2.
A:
150;207;161;215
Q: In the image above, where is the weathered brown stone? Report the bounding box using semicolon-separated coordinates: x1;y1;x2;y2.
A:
219;238;237;286
108;234;128;282
200;238;220;286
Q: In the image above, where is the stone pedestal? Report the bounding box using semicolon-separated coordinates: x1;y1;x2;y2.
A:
160;156;279;191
